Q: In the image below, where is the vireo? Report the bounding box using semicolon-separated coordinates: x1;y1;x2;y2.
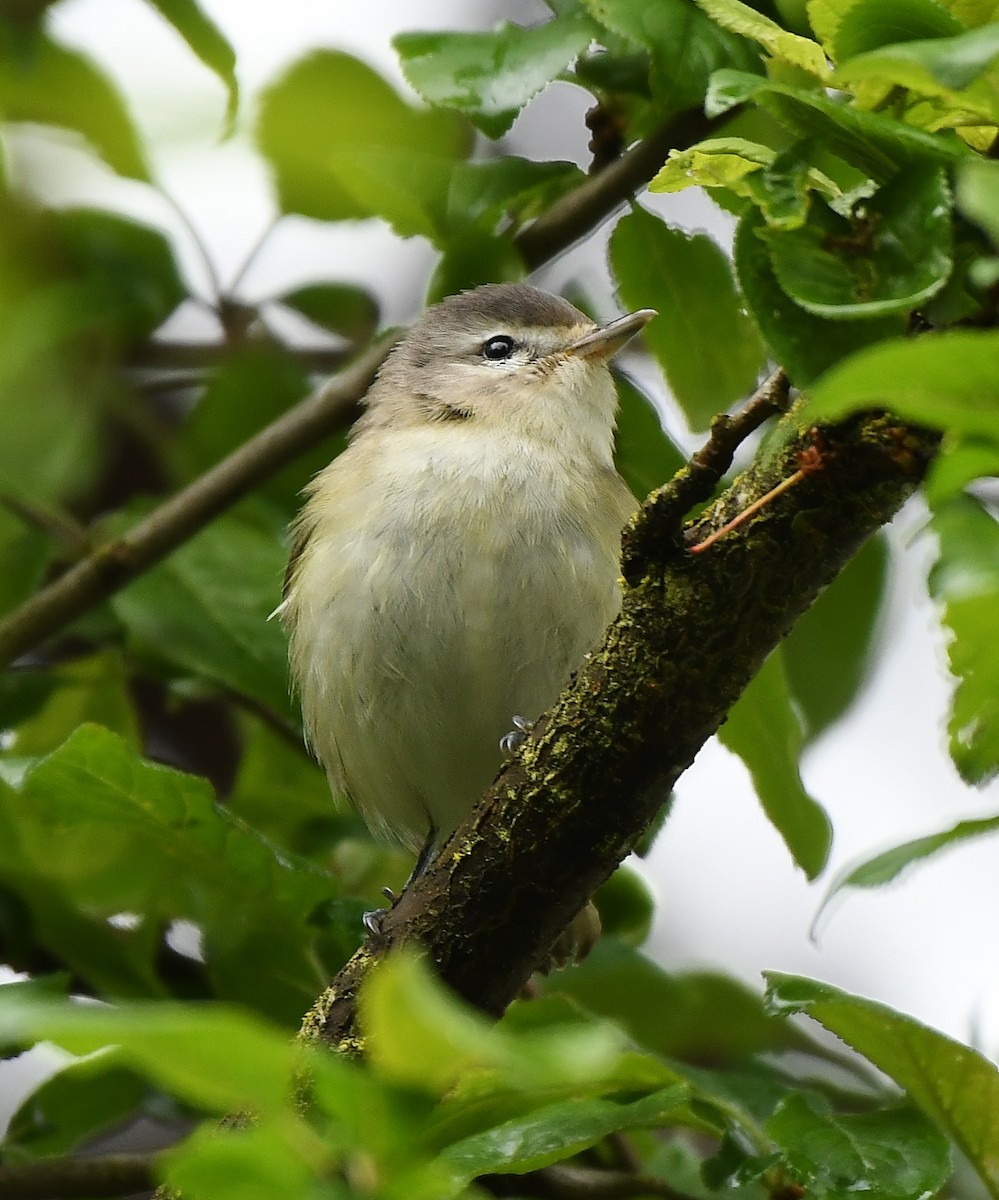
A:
281;283;654;957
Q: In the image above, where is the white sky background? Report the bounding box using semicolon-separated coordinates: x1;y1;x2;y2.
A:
13;0;999;1055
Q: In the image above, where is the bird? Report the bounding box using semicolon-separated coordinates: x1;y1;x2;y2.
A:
280;282;655;960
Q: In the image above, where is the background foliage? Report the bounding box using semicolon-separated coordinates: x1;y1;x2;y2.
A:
1;0;999;1197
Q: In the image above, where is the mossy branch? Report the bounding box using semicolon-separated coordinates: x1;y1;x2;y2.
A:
300;408;939;1051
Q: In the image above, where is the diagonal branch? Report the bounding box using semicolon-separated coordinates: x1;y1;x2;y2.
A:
300;408;939;1051
0;108;713;671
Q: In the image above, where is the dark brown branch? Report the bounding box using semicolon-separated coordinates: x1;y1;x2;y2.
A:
515;107;718;268
300;409;939;1050
0;335;395;669
0;1152;157;1199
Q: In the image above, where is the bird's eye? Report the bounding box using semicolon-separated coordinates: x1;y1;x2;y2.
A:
481;335;516;361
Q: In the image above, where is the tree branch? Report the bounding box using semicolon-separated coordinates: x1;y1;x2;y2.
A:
300;408;939;1051
0;335;394;669
0;1153;157;1199
515;107;718;268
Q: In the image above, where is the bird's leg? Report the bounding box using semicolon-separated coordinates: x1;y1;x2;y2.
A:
500;714;534;754
362;823;438;939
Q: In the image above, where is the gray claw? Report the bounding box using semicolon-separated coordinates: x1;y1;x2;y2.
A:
500;714;534;754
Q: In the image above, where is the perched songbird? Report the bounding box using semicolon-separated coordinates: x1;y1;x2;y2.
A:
281;283;654;955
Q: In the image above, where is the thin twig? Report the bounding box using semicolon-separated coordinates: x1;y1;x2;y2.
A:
1;494;92;558
620;369;790;582
0;334;396;669
0;1152;158;1199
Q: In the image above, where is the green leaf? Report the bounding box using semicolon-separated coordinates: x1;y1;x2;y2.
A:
1;649;139;761
111;511;294;723
761;165;953;318
706;70;969;180
0;29;148;180
545;937;808;1061
394;12;596;139
806;0;860;53
178;346;314;519
929;493;999;783
783;534;888;740
5;724;340;1015
652;136;778;195
765;972;999;1199
693;0;831;78
610;206;765;431
834;24;999;122
832;0;965;61
256;50;470;241
734;207;905;386
592;865;655;945
957;157;999;246
440;1085;688;1180
147;0;238;131
612;372;685;501
55;208;186;344
817;811;999;930
362;952;634;1096
6;1052;157;1159
0;990;308;1114
719;651;832;878
0;502;52;615
767;1092;952;1200
580;0;764;113
275;283;379;343
801;328;999;435
923;435;999;506
446;156;584;232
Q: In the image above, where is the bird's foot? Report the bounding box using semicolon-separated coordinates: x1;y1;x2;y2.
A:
500;715;534;754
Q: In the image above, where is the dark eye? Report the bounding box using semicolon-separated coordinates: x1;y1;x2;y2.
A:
481;335;516;361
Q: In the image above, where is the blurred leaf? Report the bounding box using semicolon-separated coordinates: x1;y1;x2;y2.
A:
610;206;765;431
6;1051;158;1159
802;328;999;436
147;0;238;131
111;511;294;724
275;283;379;343
612;372;685;501
0;503;52;615
767;1092;952;1200
694;0;831;78
734;207;905;386
395;11;595;139
427;230;525;299
0;28;148;179
0;989;308;1114
363;952;637;1097
5;724;340;1016
1;649;139;760
581;0;763;114
783;533;888;740
923;436;999;505
440;1084;688;1180
256;50;470;240
929;493;999;783
720;651;832;878
765;972;999;1199
816;811;999;931
545;937;808;1061
179;346;315;519
592;865;655;945
706;70;969;180
832;0;965;60
762;165;953;318
55;208;186;345
957;156;999;246
834;25;999;123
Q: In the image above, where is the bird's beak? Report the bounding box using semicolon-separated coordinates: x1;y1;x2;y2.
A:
567;308;657;362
